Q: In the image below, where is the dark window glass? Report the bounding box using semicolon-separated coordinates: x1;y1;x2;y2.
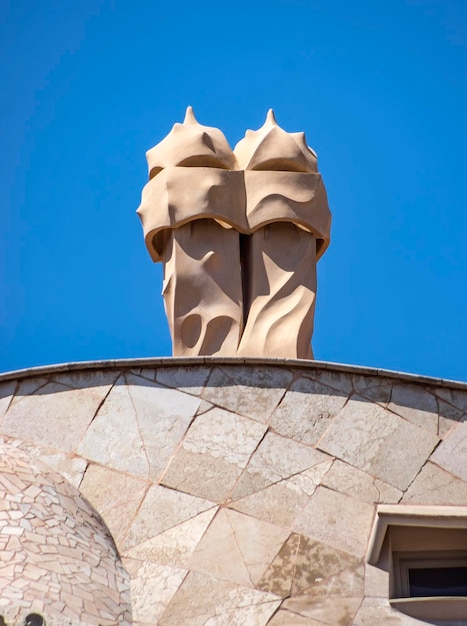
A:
409;566;467;597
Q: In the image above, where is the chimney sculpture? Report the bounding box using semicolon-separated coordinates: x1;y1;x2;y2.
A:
137;108;331;358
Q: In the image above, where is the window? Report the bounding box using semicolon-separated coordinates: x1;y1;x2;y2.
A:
367;505;467;621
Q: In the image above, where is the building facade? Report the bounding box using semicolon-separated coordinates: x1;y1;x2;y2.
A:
1;358;467;625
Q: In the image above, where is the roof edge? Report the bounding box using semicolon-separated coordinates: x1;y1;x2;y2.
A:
0;357;466;390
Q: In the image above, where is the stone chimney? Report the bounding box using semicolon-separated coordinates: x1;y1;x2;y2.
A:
137;108;331;358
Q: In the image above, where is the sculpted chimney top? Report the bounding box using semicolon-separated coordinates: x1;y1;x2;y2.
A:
137;109;331;358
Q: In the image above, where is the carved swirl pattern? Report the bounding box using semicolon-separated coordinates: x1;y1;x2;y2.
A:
137;108;331;358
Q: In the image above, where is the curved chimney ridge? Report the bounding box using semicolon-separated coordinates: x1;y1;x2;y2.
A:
137;109;331;358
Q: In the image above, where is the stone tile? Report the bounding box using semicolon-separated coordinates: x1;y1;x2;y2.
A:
430;421;467;482
155;366;211;396
318;396;439;490
270;377;347;446
230;481;311;528
232;431;331;499
77;378;149;477
130;366;157;380
353;382;393;406
230;459;331;527
435;387;467;414
123;484;215;551
128;508;218;567
80;463;148;546
258;531;364;607
189;508;289;586
4;379;114;452
282;596;362;625
437;398;467;437
125;373;200;480
14;376;49;397
292;535;363;597
161;446;243;501
388;384;438;432
0;381;16;421
162;407;267;501
256;532;301;597
302;368;353;395
52;369;118;390
293;487;374;558
181;407;266;466
322;460;402;505
26;447;87;489
267;611;325;626
159;570;280;626
0;441;132;624
130;561;187;624
202;366;293;422
402;461;467;505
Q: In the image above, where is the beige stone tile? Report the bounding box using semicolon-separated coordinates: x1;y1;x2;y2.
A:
287;535;363;598
293;487;374;558
161;446;243;501
270;377;347;446
4;380;113;452
181;406;266;466
202;366;293;422
256;532;301;597
155;366;211;396
189;508;289;586
231;456;332;528
128;507;217;568
130;561;187;624
322;459;402;505
80;463;148;546
232;432;331;499
230;481;310;528
159;570;279;626
267;610;326;626
402;461;467;505
162;407;267;500
77;378;149;477
388;384;438;432
318;396;439;490
0;381;16;421
125;373;200;480
431;421;467;482
201;601;281;625
123;484;214;550
282;596;362;625
12;441;88;489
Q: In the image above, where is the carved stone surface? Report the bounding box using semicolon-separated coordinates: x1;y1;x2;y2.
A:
137;109;331;358
1;359;467;625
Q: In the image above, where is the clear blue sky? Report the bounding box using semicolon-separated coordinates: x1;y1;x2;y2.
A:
1;0;466;381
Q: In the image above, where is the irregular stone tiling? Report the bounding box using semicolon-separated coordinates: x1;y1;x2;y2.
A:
0;440;131;626
1;362;467;625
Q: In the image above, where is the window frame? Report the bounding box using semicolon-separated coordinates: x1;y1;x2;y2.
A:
393;550;467;598
367;505;467;621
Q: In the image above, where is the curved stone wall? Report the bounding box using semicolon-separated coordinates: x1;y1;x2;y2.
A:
0;358;466;625
0;441;131;626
